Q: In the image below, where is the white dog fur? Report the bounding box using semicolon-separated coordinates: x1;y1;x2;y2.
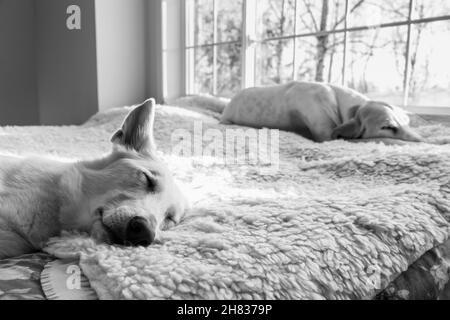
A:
221;81;423;143
0;99;188;259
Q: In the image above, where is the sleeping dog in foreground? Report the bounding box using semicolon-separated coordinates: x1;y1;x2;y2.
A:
221;81;423;144
0;99;188;259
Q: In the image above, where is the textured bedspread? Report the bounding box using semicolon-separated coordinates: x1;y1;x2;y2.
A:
30;102;449;300
1;100;450;299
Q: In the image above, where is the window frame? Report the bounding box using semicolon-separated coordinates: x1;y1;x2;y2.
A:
183;0;450;114
184;0;244;96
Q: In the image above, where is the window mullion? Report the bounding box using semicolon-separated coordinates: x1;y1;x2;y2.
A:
185;0;195;95
342;0;349;86
293;0;299;81
242;0;256;89
212;0;218;95
241;0;247;89
403;0;414;107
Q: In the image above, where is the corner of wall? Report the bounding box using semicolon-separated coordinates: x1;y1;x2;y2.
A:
95;0;150;111
160;0;185;104
146;0;164;104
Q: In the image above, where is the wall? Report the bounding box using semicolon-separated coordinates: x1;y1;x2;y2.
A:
0;0;39;125
148;0;164;103
95;0;150;110
161;0;184;103
35;0;98;125
0;0;166;125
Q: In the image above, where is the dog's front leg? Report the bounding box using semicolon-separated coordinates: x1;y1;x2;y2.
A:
90;217;113;245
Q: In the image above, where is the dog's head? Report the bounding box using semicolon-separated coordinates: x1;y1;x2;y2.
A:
84;99;188;247
331;101;423;142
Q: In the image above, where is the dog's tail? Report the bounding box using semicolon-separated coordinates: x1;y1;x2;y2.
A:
167;95;230;114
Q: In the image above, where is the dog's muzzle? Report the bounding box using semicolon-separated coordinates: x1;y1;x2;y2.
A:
125;216;155;247
102;208;156;247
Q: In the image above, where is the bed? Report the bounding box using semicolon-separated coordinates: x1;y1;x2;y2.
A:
0;99;449;300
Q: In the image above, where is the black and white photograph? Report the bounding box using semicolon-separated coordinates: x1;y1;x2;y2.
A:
0;0;450;304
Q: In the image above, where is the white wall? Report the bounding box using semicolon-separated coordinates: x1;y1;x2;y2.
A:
95;0;149;110
95;0;168;110
148;0;164;103
0;0;168;124
1;0;98;126
161;0;184;102
36;0;99;125
0;0;39;125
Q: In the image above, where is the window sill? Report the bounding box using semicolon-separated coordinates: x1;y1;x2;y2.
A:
405;106;450;116
416;114;450;126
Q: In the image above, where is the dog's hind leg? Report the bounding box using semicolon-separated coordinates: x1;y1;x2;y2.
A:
0;230;35;259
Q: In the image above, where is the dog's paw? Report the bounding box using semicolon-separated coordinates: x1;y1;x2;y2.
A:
44;231;94;259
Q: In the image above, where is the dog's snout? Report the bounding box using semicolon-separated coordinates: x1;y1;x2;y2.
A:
125;216;155;247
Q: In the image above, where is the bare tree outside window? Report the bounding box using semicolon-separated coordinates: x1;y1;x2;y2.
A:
185;0;450;109
187;0;242;97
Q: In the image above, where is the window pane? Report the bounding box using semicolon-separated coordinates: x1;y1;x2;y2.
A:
256;39;294;86
217;0;243;43
256;0;296;40
187;46;213;95
294;37;316;81
407;21;450;107
217;43;242;97
413;0;450;19
295;33;345;84
349;0;410;27
345;27;407;106
189;0;214;46
322;32;345;84
296;0;347;34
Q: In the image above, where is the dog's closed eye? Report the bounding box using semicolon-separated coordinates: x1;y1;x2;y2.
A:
381;125;398;133
140;171;158;192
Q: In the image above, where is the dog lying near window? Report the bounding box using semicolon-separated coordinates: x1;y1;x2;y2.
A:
0;99;188;259
221;81;423;143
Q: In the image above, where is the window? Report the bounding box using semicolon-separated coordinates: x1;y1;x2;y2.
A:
184;0;450;111
185;0;243;98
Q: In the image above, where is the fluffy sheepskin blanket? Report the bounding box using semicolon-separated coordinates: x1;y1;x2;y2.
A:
3;101;450;300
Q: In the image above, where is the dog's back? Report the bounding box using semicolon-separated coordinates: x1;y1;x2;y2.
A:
221;82;347;141
0;156;69;257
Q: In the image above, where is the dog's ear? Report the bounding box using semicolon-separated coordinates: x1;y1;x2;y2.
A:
332;119;361;139
398;126;424;143
111;99;157;154
347;105;361;119
332;105;364;140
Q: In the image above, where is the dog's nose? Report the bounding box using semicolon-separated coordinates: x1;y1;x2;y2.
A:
125;217;155;247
